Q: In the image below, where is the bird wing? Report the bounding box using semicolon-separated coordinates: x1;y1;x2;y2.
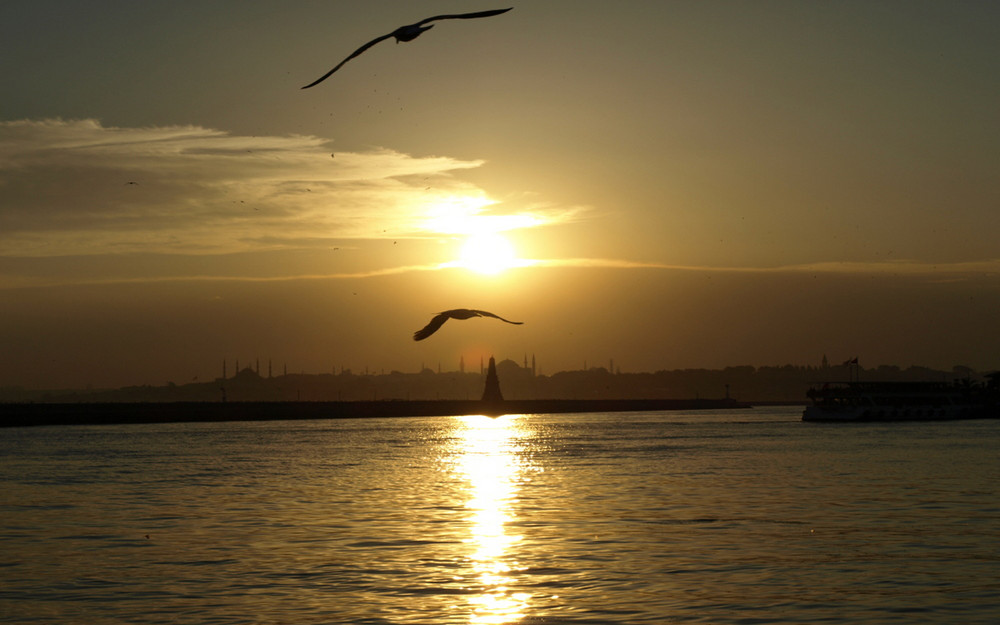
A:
302;8;510;88
471;310;523;325
413;312;451;341
301;32;394;89
415;8;513;26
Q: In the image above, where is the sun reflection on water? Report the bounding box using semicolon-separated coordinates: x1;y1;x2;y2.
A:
455;414;532;624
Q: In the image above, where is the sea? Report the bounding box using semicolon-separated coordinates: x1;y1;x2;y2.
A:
1;407;998;624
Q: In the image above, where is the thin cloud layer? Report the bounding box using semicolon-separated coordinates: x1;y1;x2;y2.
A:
0;119;590;288
528;257;1000;278
0;119;495;257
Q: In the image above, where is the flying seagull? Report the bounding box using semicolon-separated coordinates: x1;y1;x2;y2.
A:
413;308;522;341
301;8;512;89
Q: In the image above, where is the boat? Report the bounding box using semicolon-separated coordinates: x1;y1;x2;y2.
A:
803;375;1000;422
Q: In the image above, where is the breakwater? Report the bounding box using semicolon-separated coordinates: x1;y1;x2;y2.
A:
1;398;750;427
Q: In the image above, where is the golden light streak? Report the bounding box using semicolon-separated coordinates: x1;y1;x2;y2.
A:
454;414;531;624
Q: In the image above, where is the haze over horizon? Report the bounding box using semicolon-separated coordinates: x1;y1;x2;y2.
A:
2;1;999;390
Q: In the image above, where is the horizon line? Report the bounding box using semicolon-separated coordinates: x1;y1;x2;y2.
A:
9;360;994;395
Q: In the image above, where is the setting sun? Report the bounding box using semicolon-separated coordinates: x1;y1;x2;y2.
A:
459;232;518;275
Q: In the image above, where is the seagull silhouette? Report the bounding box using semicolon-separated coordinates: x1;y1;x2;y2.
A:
413;309;522;341
301;8;512;89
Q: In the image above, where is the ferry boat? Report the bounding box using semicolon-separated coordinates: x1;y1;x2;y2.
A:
803;376;1000;422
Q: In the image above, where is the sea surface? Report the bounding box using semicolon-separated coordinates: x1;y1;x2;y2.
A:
1;407;998;624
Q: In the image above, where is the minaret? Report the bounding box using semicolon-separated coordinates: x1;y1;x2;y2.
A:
481;356;504;403
223;359;227;380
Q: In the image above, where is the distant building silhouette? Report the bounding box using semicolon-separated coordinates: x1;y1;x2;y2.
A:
13;358;994;405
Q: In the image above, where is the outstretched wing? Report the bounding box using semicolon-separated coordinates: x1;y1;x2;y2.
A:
471;309;523;325
413;312;451;341
301;32;394;89
302;8;510;88
415;8;513;26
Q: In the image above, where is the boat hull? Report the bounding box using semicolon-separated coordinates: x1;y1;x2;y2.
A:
802;404;992;422
802;380;999;422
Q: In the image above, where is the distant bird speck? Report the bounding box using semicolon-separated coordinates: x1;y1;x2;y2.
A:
413;308;522;341
301;8;512;89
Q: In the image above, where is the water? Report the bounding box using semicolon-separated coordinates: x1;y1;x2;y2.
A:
2;407;998;624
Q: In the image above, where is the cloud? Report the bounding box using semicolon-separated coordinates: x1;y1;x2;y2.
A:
526;257;1000;278
0;118;499;257
0;118;594;289
7;249;999;292
10;120;991;291
778;259;1000;276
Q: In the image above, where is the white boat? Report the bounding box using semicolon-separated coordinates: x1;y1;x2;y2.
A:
803;377;999;422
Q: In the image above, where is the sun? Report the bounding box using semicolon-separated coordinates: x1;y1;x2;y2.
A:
459;233;518;275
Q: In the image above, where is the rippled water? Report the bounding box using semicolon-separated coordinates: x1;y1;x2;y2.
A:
2;408;998;623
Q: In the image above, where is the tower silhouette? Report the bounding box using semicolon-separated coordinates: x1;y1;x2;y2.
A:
481;356;504;403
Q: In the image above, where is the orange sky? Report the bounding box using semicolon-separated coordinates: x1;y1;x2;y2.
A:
2;2;999;388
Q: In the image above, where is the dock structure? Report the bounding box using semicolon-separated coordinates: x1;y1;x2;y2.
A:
1;397;751;427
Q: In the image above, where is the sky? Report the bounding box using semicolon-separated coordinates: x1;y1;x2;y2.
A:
2;0;999;389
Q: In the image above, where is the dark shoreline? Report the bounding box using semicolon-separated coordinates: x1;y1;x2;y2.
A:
0;398;750;427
